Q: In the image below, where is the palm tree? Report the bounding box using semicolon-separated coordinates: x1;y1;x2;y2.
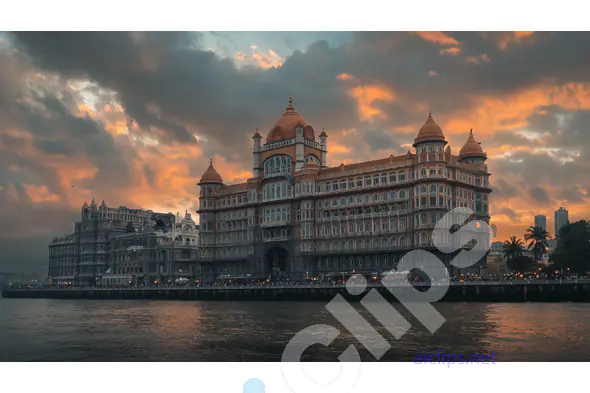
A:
503;236;524;261
524;226;550;262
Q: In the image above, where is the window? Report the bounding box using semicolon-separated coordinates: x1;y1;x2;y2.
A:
356;178;363;187
373;175;379;185
421;168;427;177
389;173;396;183
399;173;405;182
348;179;355;189
399;190;405;199
365;176;372;186
430;184;437;193
430;168;436;176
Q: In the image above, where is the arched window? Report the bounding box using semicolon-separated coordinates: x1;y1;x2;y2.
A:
373;239;379;249
383;192;388;201
381;238;388;248
365;239;370;249
430;184;437;193
357;240;363;250
420;186;426;194
421;168;427;177
399;190;405;199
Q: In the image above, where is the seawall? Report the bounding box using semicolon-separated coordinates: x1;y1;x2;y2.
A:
3;281;590;302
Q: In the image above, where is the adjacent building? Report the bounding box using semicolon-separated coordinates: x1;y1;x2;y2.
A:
554;207;569;237
48;200;199;286
197;96;492;281
534;215;547;231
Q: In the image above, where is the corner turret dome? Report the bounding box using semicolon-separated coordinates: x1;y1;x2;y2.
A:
459;129;486;160
198;159;223;184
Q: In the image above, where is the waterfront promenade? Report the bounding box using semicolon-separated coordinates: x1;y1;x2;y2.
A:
4;279;590;302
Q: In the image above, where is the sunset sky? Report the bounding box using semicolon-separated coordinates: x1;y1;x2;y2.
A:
1;31;590;274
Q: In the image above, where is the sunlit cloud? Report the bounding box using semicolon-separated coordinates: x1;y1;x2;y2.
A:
414;32;459;46
349;84;396;121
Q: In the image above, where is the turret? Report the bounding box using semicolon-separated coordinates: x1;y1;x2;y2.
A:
319;129;328;168
253;128;262;177
459;129;487;163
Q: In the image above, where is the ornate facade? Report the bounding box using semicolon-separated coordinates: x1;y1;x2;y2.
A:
48;201;198;286
197;96;492;281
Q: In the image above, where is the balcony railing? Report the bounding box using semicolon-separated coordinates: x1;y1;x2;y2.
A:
262;236;290;243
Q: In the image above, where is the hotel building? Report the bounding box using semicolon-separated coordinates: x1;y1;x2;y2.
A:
197;97;492;281
48;200;198;286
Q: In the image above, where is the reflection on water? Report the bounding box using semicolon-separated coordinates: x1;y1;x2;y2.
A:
0;299;589;361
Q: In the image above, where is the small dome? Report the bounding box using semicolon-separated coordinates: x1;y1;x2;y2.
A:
414;112;446;146
266;95;311;143
198;159;223;184
459;129;486;159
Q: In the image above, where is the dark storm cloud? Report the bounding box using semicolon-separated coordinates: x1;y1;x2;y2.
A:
557;187;587;204
491;178;519;199
4;31;590;274
529;186;552;205
493;206;521;223
10;32;356;165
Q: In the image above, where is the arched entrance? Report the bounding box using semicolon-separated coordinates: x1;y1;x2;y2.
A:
267;247;289;281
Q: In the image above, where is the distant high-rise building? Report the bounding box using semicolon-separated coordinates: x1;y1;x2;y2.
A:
554;207;569;237
534;215;547;231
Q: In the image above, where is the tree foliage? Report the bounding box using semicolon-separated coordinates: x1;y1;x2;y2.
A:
524;225;550;262
549;220;590;274
503;236;524;261
506;255;535;272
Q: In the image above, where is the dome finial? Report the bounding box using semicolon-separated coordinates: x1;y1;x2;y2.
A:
286;93;295;111
469;128;473;136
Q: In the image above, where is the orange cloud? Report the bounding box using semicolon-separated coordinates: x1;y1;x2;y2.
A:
336;73;355;81
439;47;461;56
444;82;590;138
465;54;490;64
329;142;351;154
23;184;60;203
414;32;459;46
349;84;396;121
497;31;535;50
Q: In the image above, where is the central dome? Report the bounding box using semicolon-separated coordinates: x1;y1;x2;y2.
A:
266;95;314;143
414;112;446;146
